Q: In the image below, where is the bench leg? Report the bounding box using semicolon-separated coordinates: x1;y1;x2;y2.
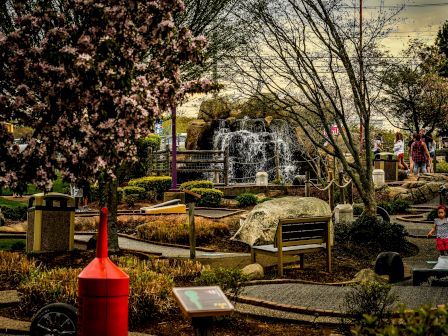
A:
278;251;283;277
251;249;256;263
300;254;304;269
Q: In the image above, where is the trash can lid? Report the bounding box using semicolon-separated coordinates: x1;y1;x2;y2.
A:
31;192;74;200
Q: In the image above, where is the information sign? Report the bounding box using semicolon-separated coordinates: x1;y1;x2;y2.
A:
172;286;234;318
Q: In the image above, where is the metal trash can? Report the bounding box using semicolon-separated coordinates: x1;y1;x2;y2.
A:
373;152;398;182
27;192;76;252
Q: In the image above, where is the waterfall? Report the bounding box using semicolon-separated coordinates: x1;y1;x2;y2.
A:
212;117;303;183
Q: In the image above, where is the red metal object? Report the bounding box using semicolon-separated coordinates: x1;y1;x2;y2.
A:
77;208;129;335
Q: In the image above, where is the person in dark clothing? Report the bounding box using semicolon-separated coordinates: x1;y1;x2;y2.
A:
408;133;417;173
411;134;431;176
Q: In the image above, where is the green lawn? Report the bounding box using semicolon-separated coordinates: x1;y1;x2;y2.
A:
0;176;69;196
0;238;26;251
0;197;28;207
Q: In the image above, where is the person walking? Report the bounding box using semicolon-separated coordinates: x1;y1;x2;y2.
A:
372;134;383;160
407;133;417;173
427;205;448;256
411;134;431;176
393;132;408;172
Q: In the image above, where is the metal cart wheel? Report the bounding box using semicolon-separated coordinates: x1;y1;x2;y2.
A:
30;303;77;336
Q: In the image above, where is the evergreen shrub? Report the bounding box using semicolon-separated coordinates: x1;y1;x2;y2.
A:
190;188;223;207
179;180;213;190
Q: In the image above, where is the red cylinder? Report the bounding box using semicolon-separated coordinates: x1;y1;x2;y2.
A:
77;208;129;336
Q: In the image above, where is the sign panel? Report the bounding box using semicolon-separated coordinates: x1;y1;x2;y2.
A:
173;286;234;318
154;120;163;135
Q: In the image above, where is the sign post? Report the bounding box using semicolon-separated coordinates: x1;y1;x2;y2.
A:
173;286;234;336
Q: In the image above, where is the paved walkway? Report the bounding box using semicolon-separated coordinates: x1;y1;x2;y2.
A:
74;234;248;259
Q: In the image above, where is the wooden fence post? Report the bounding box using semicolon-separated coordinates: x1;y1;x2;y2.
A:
305;171;310;197
328;171;334;211
338;172;345;204
165;144;171;176
189;203;196;260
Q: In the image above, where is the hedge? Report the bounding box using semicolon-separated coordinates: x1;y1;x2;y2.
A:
123;186;146;200
236;193;258;207
0;198;27;221
190;188;223;207
179;180;213;191
128;176;172;197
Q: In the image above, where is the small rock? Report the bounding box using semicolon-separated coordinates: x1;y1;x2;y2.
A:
241;263;264;280
353;269;388;283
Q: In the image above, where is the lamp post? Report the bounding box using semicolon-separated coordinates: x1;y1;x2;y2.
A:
171;106;178;191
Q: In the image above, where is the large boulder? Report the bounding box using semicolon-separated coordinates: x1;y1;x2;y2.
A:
401;182;442;204
185;119;212;150
241;263;264;280
232;197;331;246
197;97;231;122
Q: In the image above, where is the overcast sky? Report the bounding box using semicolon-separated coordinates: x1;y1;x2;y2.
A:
178;0;447;118
363;0;447;53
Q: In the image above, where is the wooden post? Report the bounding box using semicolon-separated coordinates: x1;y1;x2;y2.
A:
188;202;196;260
328;171;334;211
165;144;170;176
305;171;310;197
338;172;346;204
192;317;213;336
224;149;229;186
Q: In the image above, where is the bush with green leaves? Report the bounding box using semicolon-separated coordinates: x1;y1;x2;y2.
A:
352;305;448;336
194;267;248;299
179;180;213;191
125;194;138;207
236;193;258;207
336;215;408;254
353;203;364;216
341;281;397;334
378;199;411;215
427;208;437;221
0;198;27;221
190;188;223;207
128;176;172;198
436;161;448;173
123;186;146;200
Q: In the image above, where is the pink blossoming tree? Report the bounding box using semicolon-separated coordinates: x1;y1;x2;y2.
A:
0;0;219;250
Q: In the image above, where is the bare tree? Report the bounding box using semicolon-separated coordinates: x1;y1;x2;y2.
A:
226;0;403;214
380;41;448;134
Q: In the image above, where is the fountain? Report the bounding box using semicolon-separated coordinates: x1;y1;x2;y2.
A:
212;117;304;183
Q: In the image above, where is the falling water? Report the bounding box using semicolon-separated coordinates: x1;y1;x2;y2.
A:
212;117;302;183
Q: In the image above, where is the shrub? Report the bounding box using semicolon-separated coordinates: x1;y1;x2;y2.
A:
436;161;448;173
125;194;138;207
378;199;411;215
235;193;258;207
352;305;448;336
348;215;408;253
123;186;146;200
341;281;397;334
17;256;200;327
18;267;79;316
427;208;437;221
194;267;249;299
136;216;229;245
0;252;38;287
190;188;223;207
0;198;27;220
128;176;171;198
179;180;214;191
353;203;364;216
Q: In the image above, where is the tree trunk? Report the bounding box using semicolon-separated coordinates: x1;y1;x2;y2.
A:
106;179;120;253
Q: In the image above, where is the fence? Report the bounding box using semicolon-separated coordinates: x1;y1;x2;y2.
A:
304;171;353;210
147;147;229;185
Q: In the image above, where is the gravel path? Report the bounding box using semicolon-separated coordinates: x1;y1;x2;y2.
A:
74;234;248;259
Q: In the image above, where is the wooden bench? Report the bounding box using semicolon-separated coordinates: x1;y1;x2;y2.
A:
250;216;332;276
